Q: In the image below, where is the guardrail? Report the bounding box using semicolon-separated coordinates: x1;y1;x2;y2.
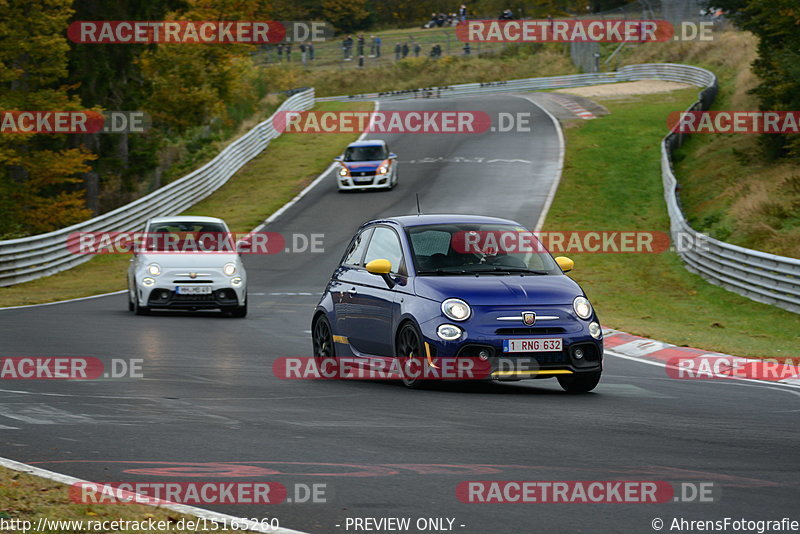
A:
0;88;315;287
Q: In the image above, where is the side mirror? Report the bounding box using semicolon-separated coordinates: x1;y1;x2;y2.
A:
555;256;574;273
333;156;343;162
388;153;397;160
365;259;395;288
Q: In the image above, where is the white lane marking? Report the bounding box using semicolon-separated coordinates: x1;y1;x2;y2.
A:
0;456;310;534
0;404;97;425
606;349;800;392
253;101;380;233
511;94;565;232
0;290;126;311
0;424;19;430
403;157;532;164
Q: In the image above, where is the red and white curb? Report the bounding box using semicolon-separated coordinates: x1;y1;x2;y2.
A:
549;94;596;119
603;328;800;387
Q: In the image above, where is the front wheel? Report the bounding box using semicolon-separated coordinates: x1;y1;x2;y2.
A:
557;371;601;393
312;315;336;365
396;322;429;389
133;287;149;316
230;298;247;318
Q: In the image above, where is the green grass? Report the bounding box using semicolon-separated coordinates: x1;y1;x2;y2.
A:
0;467;244;534
544;90;800;359
0;100;373;308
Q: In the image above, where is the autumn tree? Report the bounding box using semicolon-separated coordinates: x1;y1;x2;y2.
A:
0;0;96;236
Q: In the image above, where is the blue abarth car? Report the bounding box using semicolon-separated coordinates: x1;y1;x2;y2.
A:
334;140;398;191
311;214;603;392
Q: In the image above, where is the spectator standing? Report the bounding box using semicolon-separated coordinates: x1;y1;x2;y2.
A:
277;42;284;61
285;43;291;62
459;4;467;22
394;42;402;60
401;42;409;58
413;42;421;57
299;42;307;65
375;36;381;57
357;34;365;57
307;41;315;60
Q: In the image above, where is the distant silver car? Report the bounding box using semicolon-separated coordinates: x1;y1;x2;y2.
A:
127;216;247;317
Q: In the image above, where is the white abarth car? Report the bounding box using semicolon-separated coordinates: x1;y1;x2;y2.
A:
127;216;247;317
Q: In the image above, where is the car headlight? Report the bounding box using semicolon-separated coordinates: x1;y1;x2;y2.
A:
223;262;237;276
378;163;389;174
437;324;462;341
573;296;593;320
142;277;156;286
589;321;602;339
338;165;349;176
441;298;471;321
147;263;161;276
231;277;243;287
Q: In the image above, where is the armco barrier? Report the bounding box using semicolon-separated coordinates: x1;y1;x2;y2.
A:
0;88;315;287
2;65;798;314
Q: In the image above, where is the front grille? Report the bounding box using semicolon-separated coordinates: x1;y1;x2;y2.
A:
504;351;568;364
350;171;374;177
173;293;214;302
172;280;213;283
496;327;566;335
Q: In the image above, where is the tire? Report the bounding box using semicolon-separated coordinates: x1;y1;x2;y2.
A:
312;315;337;373
395;322;430;389
230;300;247;318
557;371;601;393
133;285;150;316
128;286;134;311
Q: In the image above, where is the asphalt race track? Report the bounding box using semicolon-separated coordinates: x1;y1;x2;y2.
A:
1;94;799;534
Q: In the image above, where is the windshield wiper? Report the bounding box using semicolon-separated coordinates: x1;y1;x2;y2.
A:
471;266;551;275
416;268;471;275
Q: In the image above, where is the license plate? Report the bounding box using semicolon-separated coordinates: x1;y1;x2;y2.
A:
503;338;562;352
175;286;212;295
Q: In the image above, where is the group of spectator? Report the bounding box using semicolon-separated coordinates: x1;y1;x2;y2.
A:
424;5;468;28
273;42;315;64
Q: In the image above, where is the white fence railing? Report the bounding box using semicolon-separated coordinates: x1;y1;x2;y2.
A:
0;88;315;287
3;65;798;314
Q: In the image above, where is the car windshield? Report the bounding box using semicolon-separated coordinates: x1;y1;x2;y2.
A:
344;145;386;162
406;223;561;276
145;221;230;252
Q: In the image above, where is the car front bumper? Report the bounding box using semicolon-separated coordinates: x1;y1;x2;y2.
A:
136;276;246;310
338;173;393;190
417;313;603;380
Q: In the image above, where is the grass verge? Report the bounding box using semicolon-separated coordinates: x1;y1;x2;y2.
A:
544;89;800;359
0;100;372;308
0;466;244;534
615;30;800;257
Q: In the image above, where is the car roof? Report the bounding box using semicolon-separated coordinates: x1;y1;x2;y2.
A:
365;214;524;228
148;216;226;224
347;140;386;148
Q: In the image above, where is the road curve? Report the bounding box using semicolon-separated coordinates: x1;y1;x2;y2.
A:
1;94;798;534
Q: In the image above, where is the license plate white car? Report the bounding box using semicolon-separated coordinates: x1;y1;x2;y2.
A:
503;338;563;352
176;286;212;295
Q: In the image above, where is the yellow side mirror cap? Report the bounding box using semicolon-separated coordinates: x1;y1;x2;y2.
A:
555;256;574;273
366;258;392;274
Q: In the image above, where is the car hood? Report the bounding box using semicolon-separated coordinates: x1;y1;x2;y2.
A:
413;275;582;306
137;253;240;269
343;160;383;171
